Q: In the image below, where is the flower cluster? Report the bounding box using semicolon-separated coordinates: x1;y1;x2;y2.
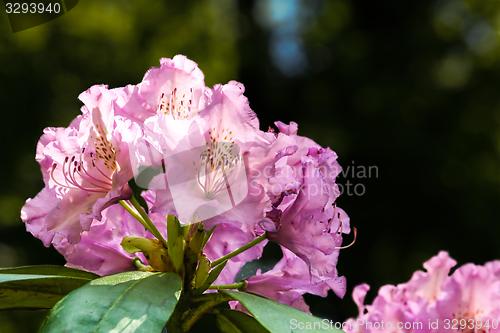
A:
21;55;352;310
345;251;500;333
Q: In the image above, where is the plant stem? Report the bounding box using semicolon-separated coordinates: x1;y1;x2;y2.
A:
211;233;267;268
128;195;168;247
207;281;246;290
181;293;232;332
119;200;144;225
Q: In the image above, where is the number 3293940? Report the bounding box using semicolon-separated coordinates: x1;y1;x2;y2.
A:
5;2;61;14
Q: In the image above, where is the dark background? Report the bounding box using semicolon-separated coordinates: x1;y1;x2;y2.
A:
1;0;499;331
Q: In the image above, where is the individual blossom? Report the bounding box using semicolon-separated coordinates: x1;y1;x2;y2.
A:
255;121;352;297
344;251;500;333
193;81;273;228
125;54;209;167
21;85;137;246
130;57;272;229
137;54;208;120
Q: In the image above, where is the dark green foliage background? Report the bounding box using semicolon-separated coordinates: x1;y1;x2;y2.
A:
0;0;499;331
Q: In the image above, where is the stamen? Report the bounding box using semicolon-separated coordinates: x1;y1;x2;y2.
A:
335;227;357;250
75;162;112;188
222;166;236;208
49;149;113;194
50;163;77;189
65;157;107;193
197;138;239;199
76;152;112;186
157;86;195;119
91;159;114;182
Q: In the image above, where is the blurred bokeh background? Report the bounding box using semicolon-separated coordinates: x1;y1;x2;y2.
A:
1;0;499;331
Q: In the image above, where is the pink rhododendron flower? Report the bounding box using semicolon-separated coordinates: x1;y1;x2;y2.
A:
130;59;272;227
21;85;136;246
20;55;351;313
137;55;208;119
344;252;500;333
193;82;273;227
254;121;351;294
125;54;209;171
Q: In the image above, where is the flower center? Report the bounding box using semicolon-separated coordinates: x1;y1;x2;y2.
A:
157;87;194;120
50;126;116;194
92;123;117;171
197;128;239;202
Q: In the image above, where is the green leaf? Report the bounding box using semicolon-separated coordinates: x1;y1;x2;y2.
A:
194;255;211;289
0;265;97;309
188;224;206;255
201;226;216;249
41;271;182;333
167;215;185;272
197;261;227;294
0;265;98;278
216;309;269;333
223;291;344;333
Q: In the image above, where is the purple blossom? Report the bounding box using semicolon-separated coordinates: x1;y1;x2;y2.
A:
255;121;351;296
344;252;500;333
21;85;137;247
130;59;273;229
20;55;351;311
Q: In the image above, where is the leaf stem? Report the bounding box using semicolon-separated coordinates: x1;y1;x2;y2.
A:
130;195;168;247
119;200;144;224
207;281;246;290
211;233;267;268
119;197;167;248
